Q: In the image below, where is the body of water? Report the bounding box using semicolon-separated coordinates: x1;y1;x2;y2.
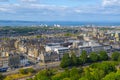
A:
0;20;120;26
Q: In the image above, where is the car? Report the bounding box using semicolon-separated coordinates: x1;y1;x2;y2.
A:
0;67;8;72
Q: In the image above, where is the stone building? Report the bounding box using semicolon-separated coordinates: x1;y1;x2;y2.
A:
39;51;59;63
8;53;20;68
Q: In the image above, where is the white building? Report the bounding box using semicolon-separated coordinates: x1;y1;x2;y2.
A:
54;47;69;54
45;43;61;52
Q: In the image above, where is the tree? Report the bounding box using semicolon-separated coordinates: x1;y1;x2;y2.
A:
79;77;87;80
52;69;70;80
19;68;35;74
36;35;42;38
71;53;79;66
34;69;54;80
118;55;120;61
111;52;120;61
84;67;105;80
99;51;108;61
80;50;88;64
19;69;28;74
70;67;81;80
52;72;63;80
0;73;4;80
26;78;33;80
60;53;71;68
63;78;71;80
27;68;35;73
89;52;99;62
84;67;94;80
103;72;119;80
64;33;73;37
90;61;117;75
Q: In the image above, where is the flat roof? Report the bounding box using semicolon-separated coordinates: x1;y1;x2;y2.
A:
55;47;69;50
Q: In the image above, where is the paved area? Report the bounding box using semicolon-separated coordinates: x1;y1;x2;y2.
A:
2;62;60;76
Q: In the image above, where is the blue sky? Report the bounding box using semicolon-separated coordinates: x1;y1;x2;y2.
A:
0;0;120;21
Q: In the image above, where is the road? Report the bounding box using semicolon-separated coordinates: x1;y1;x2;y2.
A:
2;61;60;76
33;62;60;70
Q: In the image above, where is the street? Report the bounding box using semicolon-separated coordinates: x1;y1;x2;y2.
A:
2;61;60;76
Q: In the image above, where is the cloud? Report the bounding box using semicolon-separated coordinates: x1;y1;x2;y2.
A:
0;7;8;11
0;0;120;21
102;0;120;6
0;4;20;13
20;0;38;3
101;0;120;15
0;2;119;16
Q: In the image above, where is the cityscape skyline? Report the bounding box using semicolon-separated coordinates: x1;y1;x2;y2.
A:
0;0;120;21
1;1;120;79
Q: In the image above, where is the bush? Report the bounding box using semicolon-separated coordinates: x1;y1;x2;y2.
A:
19;68;35;74
0;73;4;80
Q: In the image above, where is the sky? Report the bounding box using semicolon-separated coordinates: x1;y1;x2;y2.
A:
0;0;120;21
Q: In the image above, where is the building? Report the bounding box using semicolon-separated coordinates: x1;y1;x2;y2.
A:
0;51;9;72
54;47;70;59
91;45;104;52
20;55;29;67
39;51;59;63
103;45;112;51
28;48;39;58
8;53;20;69
28;45;45;58
0;57;9;72
45;43;61;52
79;46;92;54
